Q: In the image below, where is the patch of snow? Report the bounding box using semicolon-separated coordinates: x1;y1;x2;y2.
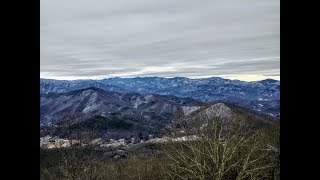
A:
101;139;128;148
146;135;199;143
182;106;200;116
133;98;143;108
144;95;154;102
204;103;232;119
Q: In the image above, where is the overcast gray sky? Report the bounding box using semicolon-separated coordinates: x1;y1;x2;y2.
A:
40;0;279;81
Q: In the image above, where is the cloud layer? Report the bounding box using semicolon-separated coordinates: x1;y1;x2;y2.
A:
41;0;280;81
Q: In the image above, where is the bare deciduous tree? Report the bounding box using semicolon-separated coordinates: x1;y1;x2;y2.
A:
165;113;279;180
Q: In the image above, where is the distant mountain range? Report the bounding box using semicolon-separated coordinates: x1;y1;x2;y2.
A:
40;86;277;140
40;77;280;116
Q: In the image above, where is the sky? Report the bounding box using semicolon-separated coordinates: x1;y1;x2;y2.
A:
40;0;280;81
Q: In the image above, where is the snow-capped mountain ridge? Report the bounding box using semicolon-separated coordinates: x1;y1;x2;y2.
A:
40;76;280;115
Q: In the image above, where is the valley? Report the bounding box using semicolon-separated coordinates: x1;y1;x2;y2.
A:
40;77;280;180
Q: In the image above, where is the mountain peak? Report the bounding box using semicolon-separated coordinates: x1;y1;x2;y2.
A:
40;76;280;116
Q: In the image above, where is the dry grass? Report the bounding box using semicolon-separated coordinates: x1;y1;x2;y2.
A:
40;144;171;180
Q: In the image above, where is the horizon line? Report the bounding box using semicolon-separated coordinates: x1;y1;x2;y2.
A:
40;75;280;82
